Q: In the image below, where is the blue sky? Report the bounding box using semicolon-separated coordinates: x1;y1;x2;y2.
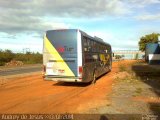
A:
0;0;160;53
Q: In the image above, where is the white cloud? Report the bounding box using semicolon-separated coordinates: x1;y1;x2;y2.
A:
0;0;159;34
105;0;130;15
0;43;43;53
127;0;160;8
0;0;130;34
0;0;159;51
135;14;160;20
88;31;115;42
88;30;139;50
43;21;70;30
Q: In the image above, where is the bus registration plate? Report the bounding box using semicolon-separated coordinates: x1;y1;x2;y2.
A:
58;69;65;74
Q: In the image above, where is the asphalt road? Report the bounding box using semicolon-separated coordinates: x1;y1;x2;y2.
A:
0;65;41;76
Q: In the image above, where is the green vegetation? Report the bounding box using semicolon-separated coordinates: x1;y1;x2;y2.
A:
135;87;142;94
119;64;126;72
0;49;42;66
117;61;142;82
138;33;160;52
115;55;124;59
135;53;139;60
0;50;14;66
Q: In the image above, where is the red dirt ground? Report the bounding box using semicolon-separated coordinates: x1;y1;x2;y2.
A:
0;61;136;113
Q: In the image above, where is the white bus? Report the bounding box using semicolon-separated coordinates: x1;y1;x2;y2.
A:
43;29;112;83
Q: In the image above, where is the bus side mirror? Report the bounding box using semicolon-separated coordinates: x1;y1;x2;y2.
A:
112;53;114;57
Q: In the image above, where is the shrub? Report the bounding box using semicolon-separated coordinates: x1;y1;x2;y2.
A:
119;64;126;72
0;50;42;66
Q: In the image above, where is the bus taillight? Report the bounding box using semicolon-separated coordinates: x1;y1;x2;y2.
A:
79;66;83;76
43;65;46;72
42;65;46;78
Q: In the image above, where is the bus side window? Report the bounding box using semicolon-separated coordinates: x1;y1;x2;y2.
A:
102;45;104;53
104;46;107;53
85;53;94;63
83;37;92;52
103;45;106;53
97;43;100;52
87;39;91;51
99;43;101;52
90;40;94;52
83;37;88;52
93;41;96;52
106;46;110;53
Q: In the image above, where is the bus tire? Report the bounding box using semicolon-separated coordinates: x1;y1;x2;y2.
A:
92;72;96;84
109;60;112;72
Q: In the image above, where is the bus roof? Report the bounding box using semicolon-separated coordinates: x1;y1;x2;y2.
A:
79;30;111;46
46;29;111;46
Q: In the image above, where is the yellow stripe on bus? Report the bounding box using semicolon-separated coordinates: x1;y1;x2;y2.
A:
44;35;75;76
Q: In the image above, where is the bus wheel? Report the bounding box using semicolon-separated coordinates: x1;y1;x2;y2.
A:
92;73;96;84
109;60;112;71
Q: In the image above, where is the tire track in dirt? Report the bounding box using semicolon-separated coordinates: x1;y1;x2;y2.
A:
0;73;42;87
0;74;46;112
42;72;116;113
0;73;90;113
1;86;90;113
0;62;120;113
41;85;91;112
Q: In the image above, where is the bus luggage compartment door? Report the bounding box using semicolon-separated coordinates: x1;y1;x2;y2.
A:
46;58;77;77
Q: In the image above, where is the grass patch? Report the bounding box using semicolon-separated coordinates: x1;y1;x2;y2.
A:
116;62;142;84
119;64;127;72
133;87;143;97
150;103;160;114
135;88;143;94
0;49;42;66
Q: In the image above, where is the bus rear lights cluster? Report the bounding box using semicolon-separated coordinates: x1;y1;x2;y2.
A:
79;66;83;76
43;65;46;72
58;69;65;73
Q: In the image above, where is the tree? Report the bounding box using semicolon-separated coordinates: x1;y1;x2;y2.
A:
138;33;160;51
115;55;122;59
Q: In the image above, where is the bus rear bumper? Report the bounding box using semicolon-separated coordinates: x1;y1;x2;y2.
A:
44;76;83;82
